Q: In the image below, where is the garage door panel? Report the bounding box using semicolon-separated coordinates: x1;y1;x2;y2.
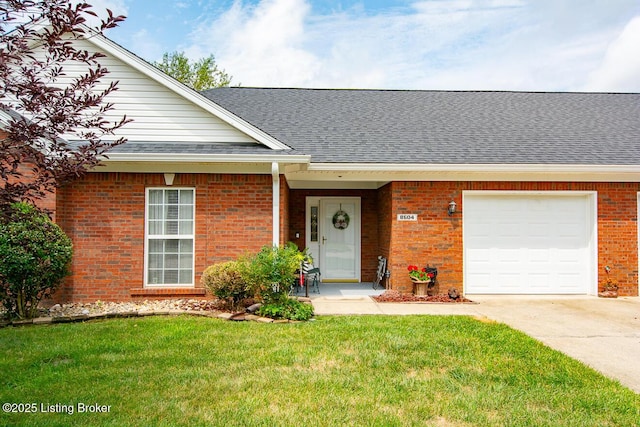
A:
529;223;550;237
529;273;552;288
470;272;492;288
557;247;587;264
558;272;582;282
496;272;522;289
497;248;520;262
464;194;593;294
529;248;550;263
499;223;521;238
470;248;490;263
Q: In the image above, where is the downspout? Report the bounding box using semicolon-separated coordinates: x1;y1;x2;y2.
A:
272;162;280;246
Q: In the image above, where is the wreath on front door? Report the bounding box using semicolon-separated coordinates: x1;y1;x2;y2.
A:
332;209;350;230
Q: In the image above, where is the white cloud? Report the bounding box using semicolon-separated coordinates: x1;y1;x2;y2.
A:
81;0;128;26
119;0;640;91
129;29;164;62
186;0;320;87
185;0;534;88
584;16;640;92
87;1;167;62
298;0;535;89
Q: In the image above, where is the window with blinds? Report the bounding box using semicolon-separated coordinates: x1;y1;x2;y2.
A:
145;188;195;286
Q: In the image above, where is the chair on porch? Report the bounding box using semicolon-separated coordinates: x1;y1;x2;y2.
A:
291;262;321;295
304;263;321;294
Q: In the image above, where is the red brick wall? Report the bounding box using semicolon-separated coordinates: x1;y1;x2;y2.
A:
0;144;57;218
597;183;638;296
56;173;146;302
56;172;276;302
360;191;380;281
388;182;461;293
387;181;639;296
52;174;640;302
17;161;57;217
288;190;307;250
377;183;393;283
377;184;392;252
199;174;273;264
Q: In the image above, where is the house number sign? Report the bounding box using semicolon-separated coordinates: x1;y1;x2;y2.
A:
397;214;417;221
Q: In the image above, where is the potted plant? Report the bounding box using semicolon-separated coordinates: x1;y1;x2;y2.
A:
408;265;436;296
598;265;619;298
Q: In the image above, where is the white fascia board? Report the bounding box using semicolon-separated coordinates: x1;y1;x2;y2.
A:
82;30;290;151
103;152;310;164
302;163;640;182
308;163;640;173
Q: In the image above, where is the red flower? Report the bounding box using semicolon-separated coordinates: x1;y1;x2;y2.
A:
408;264;432;282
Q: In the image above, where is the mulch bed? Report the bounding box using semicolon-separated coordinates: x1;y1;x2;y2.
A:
373;290;473;303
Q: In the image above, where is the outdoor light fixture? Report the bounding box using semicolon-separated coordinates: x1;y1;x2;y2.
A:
448;200;457;216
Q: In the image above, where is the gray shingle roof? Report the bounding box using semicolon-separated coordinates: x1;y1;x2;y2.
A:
201;88;640;165
109;141;282;156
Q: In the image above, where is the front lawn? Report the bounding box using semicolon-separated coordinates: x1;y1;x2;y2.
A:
0;315;638;426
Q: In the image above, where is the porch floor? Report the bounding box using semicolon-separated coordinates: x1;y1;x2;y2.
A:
293;282;385;299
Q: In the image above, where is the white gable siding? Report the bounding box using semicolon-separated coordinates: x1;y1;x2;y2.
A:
52;38;259;144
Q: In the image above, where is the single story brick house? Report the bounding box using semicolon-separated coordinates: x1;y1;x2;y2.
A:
10;30;640;302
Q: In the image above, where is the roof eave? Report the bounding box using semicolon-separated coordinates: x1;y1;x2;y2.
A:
308;162;640;173
285;163;640;184
102;152;310;163
94;154;640;184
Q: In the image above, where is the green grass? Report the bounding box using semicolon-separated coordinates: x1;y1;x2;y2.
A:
0;315;638;426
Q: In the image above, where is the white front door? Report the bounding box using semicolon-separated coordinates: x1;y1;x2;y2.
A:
306;197;361;282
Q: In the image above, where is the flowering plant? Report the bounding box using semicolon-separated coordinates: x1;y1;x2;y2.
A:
408;265;435;282
602;265;619;291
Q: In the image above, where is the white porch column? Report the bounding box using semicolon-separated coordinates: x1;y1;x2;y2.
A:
271;162;280;246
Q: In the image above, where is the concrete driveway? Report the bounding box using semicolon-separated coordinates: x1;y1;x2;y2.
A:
311;293;640;393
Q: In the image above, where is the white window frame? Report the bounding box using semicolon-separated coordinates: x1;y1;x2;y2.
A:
144;187;196;287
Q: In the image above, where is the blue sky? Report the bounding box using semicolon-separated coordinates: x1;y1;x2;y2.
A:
90;0;640;91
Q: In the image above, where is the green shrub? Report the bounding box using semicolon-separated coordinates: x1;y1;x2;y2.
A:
257;298;314;321
201;260;253;310
201;243;313;319
243;243;307;305
0;202;73;319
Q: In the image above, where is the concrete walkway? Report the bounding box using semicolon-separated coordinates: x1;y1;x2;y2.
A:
310;287;640;394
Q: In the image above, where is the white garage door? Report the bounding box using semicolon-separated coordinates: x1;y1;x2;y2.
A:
464;193;595;294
